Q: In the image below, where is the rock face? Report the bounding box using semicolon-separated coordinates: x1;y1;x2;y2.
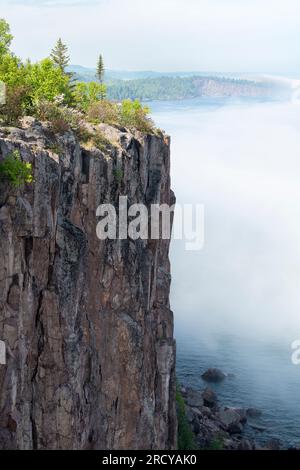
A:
0;118;177;450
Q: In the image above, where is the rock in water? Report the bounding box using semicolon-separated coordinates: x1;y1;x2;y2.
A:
217;408;242;430
201;368;226;382
185;388;204;407
225;407;247;424
264;439;281;450
202;387;218;408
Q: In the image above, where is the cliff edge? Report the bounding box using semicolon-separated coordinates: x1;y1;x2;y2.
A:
0;118;176;450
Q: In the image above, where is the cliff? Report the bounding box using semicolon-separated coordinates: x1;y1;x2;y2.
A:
0;118;176;450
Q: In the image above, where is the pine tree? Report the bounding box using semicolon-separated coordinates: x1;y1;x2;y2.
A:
51;38;70;73
96;54;105;100
96;54;105;84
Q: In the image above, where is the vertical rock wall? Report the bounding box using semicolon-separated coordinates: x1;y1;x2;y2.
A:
0;119;176;450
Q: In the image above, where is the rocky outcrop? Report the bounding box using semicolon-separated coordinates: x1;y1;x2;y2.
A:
181;385;294;450
0;118;176;450
181;385;263;450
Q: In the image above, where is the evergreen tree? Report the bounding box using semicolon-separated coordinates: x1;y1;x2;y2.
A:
96;54;106;100
51;38;70;73
96;54;105;84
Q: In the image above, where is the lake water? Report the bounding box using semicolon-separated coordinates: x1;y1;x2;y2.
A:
150;97;300;447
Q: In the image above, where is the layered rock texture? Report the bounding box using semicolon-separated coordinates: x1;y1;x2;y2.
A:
0;118;176;450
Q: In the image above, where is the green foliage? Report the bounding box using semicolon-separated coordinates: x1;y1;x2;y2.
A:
107;76;197;101
96;54;105;82
0;150;33;187
0;55;74;124
0;19;157;135
75;125;94;144
0;19;13;58
51;38;70;72
74;125;112;152
34;98;83;134
113;167;123;183
46;143;63;155
86;98;154;133
208;438;224;450
87;100;118;125
96;54;105;100
106;75;271;101
74;81;107;111
0;85;30;125
91;130;112;152
176;385;197;450
119;99;154;133
0;53;26;88
24;58;73;104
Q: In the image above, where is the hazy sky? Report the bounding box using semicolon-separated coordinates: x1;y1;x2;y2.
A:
1;0;300;73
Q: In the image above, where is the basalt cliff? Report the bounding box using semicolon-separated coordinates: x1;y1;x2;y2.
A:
0;118;176;450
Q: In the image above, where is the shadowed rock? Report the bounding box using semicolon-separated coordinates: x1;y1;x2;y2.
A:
201;368;226;383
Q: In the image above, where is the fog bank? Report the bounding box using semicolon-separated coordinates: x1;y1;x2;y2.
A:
152;98;300;342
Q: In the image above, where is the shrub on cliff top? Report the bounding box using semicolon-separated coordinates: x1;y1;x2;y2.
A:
0;19;157;135
0;150;33;187
0;56;74;124
118;99;154;133
34;97;83;134
74;81;107;112
87;98;155;133
87;100;118;125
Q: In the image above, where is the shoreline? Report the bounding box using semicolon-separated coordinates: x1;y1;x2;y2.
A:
178;369;299;451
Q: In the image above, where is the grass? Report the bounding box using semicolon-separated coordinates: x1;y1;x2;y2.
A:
176;384;197;450
207;438;224;450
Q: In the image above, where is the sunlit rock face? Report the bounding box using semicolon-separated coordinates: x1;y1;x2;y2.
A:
0;118;176;450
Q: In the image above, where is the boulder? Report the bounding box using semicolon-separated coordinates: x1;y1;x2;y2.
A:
223;438;239;450
264;438;281;450
201;368;226;383
225;406;247;424
202;387;218;408
238;439;253;450
227;422;244;434
217;408;243;433
185;388;204;408
200;406;213;418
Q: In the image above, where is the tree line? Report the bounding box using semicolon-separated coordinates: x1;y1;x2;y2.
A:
0;18;154;133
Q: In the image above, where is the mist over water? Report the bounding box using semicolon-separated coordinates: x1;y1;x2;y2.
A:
151;96;300;446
